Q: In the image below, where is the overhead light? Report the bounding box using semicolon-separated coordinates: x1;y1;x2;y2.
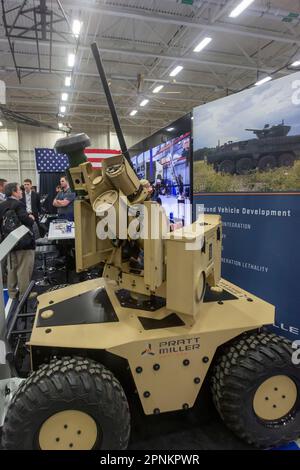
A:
61;92;68;101
58;122;63;129
193;37;212;53
140;99;149;107
291;60;300;67
130;110;137;116
0;121;3;127
229;0;255;18
65;76;71;87
153;85;164;93
191;116;194;120
60;105;66;113
255;76;272;86
167;127;174;131
169;66;183;77
67;53;75;67
72;19;82;37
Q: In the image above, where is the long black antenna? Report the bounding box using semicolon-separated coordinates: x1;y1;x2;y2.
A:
91;42;132;166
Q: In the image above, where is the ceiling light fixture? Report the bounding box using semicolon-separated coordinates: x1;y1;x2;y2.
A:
255;76;272;86
167;127;174;131
153;85;164;93
140;99;149;107
169;65;183;77
130;110;137;116
58;122;63;129
193;37;212;53
291;60;300;67
61;93;68;101
67;53;75;67
72;19;82;37
59;105;66;113
0;121;3;127
229;0;255;18
65;76;71;87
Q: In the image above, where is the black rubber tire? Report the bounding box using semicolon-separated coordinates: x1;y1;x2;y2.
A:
236;157;254;175
218;160;235;174
278;153;295;167
211;332;300;449
258;155;276;171
2;357;130;450
45;284;69;293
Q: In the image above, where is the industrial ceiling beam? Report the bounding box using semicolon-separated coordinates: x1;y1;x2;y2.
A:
7;98;186;114
61;1;300;46
10;108;173;128
6;85;207;103
0;36;284;74
0;66;224;91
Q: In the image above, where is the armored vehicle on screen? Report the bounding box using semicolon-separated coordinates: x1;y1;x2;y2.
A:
205;122;300;174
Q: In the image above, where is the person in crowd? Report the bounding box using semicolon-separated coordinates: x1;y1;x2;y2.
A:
53;176;76;221
181;138;190;160
177;174;184;197
21;178;41;238
0;182;36;299
0;178;7;202
22;179;41;222
0;178;8;280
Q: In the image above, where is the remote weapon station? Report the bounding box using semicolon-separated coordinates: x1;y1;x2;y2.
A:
2;43;300;450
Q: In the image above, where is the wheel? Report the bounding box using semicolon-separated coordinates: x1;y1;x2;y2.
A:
45;284;69;293
218;160;235;174
211;332;300;448
236;158;253;175
2;357;130;450
278;153;295;167
258;155;276;171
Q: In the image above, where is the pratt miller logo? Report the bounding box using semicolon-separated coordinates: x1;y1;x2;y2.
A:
141;343;155;356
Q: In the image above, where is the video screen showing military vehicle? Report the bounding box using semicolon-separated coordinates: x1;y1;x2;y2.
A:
131;132;191;225
195;121;299;175
193;73;300;193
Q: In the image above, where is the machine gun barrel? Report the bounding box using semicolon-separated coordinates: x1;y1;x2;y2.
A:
91;42;133;169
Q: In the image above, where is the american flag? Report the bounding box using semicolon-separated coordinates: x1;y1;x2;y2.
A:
85;149;121;168
35;148;121;172
35;148;69;173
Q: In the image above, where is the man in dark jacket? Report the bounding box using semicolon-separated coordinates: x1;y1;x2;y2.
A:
21;178;41;237
0;182;35;299
21;179;41;221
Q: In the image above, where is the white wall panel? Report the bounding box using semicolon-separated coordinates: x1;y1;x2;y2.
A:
0;125;150;186
0;128;19;182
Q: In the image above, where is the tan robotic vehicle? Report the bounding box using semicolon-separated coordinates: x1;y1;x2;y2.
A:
2;44;300;450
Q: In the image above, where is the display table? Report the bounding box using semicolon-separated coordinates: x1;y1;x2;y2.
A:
48;220;75;240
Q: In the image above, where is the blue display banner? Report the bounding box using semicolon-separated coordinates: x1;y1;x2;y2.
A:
193;193;300;339
3;288;8;306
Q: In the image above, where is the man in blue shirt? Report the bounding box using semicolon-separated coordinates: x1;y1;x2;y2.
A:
53;176;75;221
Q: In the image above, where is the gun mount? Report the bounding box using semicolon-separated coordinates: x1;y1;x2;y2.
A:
55;130;221;320
245;122;291;139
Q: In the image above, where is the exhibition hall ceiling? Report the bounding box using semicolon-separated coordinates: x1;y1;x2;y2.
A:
0;0;299;133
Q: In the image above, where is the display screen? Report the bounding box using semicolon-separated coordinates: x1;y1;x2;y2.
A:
129;114;192;225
